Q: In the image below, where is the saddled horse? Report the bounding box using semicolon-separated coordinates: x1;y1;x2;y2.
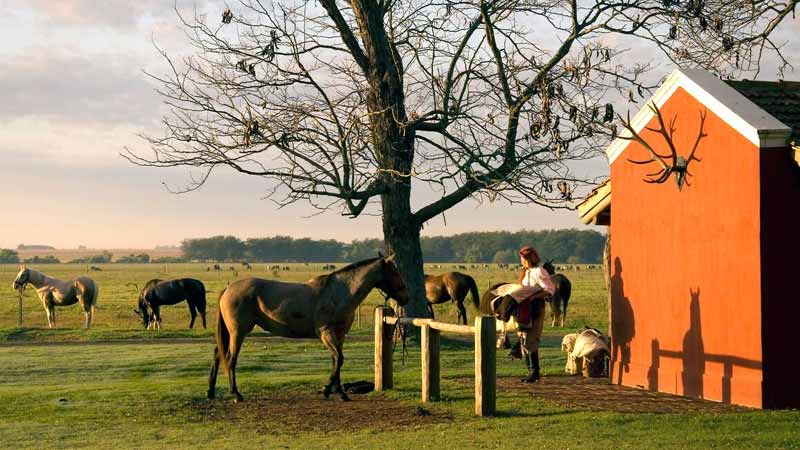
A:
12;266;99;328
208;254;408;403
478;281;518;349
424;271;479;325
133;278;207;330
542;260;572;327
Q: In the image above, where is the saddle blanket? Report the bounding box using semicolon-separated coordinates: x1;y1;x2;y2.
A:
490;283;542;303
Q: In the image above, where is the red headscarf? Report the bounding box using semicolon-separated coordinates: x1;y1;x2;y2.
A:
518;246;541;284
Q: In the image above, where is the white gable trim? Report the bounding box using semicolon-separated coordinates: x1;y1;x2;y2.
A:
607;68;792;165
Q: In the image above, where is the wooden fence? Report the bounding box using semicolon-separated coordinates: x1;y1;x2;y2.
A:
373;306;498;416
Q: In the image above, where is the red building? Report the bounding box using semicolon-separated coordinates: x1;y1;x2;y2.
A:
579;68;800;408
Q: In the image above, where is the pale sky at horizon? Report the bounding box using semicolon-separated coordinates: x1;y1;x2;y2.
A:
1;1;798;249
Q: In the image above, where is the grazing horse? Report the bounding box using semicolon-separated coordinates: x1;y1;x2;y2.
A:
12;266;99;328
424;272;479;325
208;254;408;403
542;260;572;327
134;278;207;330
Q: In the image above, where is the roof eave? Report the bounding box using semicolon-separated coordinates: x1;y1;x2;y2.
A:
577;181;611;225
606;68;793;165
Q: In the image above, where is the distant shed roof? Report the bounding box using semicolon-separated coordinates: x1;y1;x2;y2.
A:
577;179;610;226
725;80;800;142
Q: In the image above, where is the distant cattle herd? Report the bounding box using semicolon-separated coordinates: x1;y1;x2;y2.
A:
431;263;599;272
200;262;601;272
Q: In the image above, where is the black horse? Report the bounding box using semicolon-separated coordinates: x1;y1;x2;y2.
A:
134;278;207;330
542;260;572;327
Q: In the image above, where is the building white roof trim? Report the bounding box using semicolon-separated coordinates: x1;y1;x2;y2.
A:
607;68;792;165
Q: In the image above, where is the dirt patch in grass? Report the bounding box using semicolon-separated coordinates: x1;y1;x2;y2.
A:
458;375;750;414
189;390;453;433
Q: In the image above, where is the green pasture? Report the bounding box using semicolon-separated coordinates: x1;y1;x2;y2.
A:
0;264;797;450
0;263;607;340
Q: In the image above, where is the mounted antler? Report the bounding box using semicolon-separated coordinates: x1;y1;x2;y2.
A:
618;103;707;190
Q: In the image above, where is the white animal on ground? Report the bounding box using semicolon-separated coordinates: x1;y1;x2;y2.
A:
561;328;610;376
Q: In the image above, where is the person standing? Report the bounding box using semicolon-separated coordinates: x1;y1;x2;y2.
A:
516;246;555;382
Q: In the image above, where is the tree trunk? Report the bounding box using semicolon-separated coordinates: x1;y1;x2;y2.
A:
382;184;429;318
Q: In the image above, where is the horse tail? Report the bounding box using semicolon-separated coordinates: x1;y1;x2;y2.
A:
215;289;230;373
561;275;572;308
468;276;480;311
92;282;99;311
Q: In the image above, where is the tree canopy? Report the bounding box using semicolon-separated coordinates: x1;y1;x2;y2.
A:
126;0;797;315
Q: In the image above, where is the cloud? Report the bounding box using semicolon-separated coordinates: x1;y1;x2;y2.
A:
11;0;183;30
0;49;162;126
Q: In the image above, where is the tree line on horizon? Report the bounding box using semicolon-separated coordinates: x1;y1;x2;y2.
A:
180;229;606;264
0;249;186;265
0;229;606;265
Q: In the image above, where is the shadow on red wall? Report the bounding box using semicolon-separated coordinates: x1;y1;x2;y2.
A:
610;257;635;384
647;289;761;404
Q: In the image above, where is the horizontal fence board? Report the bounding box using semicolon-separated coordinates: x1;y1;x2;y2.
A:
384;315;518;334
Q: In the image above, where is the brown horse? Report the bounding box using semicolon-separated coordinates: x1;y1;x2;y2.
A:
207;254;408;403
424;272;479;325
12;266;99;328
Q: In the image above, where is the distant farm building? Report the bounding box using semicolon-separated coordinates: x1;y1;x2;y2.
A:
579;68;800;409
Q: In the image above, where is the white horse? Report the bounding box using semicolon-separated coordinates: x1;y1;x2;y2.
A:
12;266;99;328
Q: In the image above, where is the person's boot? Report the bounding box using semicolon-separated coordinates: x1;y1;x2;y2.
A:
508;340;522;360
521;352;541;383
519;354;532;382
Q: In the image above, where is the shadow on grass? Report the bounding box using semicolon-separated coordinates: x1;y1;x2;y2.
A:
491;409;580;419
1;327;37;340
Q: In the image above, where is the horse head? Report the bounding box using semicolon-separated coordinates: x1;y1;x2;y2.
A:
134;296;152;329
12;265;30;290
132;279;163;329
375;253;409;306
134;288;154;329
542;259;556;275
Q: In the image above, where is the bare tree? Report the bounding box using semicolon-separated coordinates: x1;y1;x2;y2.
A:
125;0;798;316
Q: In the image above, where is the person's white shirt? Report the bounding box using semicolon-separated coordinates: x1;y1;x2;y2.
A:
491;266;555;303
521;266;556;295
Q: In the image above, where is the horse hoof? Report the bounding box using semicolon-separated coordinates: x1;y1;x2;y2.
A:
233;394;244;403
339;393;351;402
207;390;215;400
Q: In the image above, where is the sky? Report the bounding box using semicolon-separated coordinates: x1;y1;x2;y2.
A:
1;1;798;249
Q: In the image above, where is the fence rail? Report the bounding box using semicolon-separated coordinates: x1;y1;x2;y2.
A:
374;306;498;416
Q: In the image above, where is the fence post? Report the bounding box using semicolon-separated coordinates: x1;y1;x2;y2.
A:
374;306;394;391
18;291;23;327
421;324;440;402
474;315;496;416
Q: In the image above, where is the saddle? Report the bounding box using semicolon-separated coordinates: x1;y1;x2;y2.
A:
491;295;517;322
517;297;546;326
491;294;543;326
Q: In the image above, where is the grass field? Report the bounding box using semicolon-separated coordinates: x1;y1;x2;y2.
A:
0;263;798;450
0;263;608;340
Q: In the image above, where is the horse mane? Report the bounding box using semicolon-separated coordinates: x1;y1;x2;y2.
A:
331;256;382;275
308;256;383;293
